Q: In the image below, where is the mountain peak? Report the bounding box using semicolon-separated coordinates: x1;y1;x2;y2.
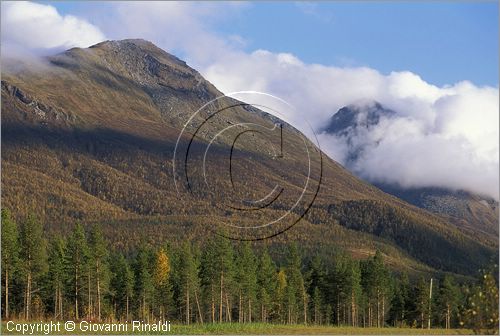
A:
48;38;217;102
90;38;156;49
60;39;190;73
89;39;184;63
323;101;395;135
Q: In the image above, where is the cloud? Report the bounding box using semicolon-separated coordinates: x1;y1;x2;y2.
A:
201;51;500;199
1;1;105;55
92;2;245;67
316;94;499;199
2;2;498;199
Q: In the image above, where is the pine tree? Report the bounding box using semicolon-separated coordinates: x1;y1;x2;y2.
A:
331;254;362;326
388;273;410;327
234;243;257;323
438;275;460;329
89;225;110;321
134;244;155;321
178;242;201;324
345;259;362;326
19;213;48;320
123;257;135;321
330;257;346;326
415;277;430;329
47;236;66;319
325;304;333;325
201;235;235;323
257;248;277;323
7;207;499;329
286;244;307;324
200;238;218;323
312;286;322;325
110;253;134;321
305;256;326;325
1;209;19;319
361;251;390;327
66;223;90;320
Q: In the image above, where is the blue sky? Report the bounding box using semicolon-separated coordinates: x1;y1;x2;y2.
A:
48;1;499;87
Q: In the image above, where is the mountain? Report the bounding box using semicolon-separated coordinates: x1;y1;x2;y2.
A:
323;102;395;136
1;39;496;276
322;102;499;246
322;102;396;166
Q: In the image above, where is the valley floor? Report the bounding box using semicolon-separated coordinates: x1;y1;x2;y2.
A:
1;322;477;335
170;323;475;335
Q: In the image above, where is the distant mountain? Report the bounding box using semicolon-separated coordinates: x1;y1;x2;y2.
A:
323;102;395;135
1;40;496;276
322;102;499;246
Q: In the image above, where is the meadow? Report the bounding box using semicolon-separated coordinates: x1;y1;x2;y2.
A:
1;322;476;335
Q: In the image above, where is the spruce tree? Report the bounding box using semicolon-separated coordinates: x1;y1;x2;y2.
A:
306;256;327;293
200;238;218;323
331;254;362;326
438;275;460;329
89;225;110;321
123;256;135;321
331;256;346;326
345;259;362;327
134;244;154;321
47;236;66;319
19;213;48;320
361;251;390;327
257;248;277;323
325;304;333;325
201;234;235;323
235;242;257;323
415;277;430;329
388;273;410;327
110;253;134;321
305;256;326;325
178;242;201;324
1;209;19;319
286;244;307;324
66;223;90;320
312;286;322;324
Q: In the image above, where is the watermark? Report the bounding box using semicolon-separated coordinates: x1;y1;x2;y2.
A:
172;92;322;240
4;320;171;334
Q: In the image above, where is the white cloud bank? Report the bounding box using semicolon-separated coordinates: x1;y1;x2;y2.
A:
205;54;499;199
2;2;498;199
1;1;105;54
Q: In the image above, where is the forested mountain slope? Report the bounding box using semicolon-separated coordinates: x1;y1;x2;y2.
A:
1;39;496;276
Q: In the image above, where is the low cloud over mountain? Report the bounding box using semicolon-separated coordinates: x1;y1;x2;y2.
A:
186;48;500;200
1;1;105;55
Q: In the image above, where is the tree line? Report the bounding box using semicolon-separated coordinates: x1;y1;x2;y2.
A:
1;210;498;332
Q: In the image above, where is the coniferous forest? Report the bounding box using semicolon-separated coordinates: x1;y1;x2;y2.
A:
1;209;498;333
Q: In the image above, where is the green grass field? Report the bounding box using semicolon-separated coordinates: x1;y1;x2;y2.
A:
171;323;475;335
1;322;477;335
